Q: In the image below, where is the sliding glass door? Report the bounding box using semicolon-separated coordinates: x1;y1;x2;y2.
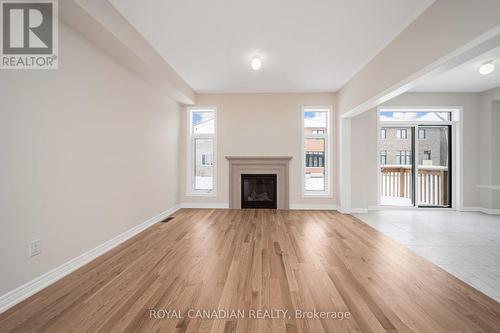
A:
416;126;451;207
379;126;415;206
378;110;454;208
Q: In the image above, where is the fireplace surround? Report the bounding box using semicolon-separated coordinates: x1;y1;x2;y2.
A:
226;156;292;209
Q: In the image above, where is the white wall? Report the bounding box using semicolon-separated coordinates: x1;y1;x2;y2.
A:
350;110;378;209
350;92;480;209
478;87;500;209
492;101;500;209
0;23;182;295
61;0;195;105
179;93;337;207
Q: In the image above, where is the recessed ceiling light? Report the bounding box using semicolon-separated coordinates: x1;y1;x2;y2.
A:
251;56;262;71
479;61;495;75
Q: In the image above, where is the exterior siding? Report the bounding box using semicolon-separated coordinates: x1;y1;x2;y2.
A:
379;127;445;166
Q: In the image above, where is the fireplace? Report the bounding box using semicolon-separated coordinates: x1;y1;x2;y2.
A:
241;174;277;209
226;156;291;209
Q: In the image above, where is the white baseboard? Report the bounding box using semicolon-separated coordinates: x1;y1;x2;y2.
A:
180;202;229;209
334;207;367;214
461;206;500;215
0;204;181;314
181;203;339;210
289;204;338;210
336;206;350;214
350;208;369;214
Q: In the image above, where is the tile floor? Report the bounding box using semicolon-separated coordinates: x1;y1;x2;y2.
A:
354;210;500;302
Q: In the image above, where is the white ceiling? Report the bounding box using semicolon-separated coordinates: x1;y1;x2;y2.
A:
109;0;434;93
411;45;500;93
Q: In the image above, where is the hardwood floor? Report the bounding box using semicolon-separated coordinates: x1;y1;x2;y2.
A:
1;209;499;332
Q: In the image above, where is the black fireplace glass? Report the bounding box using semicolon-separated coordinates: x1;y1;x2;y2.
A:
241;174;277;209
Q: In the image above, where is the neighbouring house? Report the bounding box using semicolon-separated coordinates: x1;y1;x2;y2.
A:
378;127;448;166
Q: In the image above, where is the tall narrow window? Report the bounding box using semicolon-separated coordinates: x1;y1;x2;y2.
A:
380;151;387;165
380;129;386;139
396;151;402;165
418;129;426;139
188;108;216;194
423;150;431;160
303;107;330;195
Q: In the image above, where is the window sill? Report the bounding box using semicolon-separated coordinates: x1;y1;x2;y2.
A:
302;192;333;198
185;192;217;197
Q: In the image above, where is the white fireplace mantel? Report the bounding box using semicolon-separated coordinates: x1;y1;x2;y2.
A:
226;156;292;209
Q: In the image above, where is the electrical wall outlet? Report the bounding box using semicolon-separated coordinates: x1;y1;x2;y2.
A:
29;239;41;257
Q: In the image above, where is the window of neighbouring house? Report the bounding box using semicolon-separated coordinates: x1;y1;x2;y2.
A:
418;129;426;139
396;150;411;165
201;153;214;166
306;151;325;167
397;129;407;139
380;150;387;165
380;129;386;139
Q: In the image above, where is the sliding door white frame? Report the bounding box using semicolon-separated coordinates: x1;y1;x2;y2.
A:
376;106;462;210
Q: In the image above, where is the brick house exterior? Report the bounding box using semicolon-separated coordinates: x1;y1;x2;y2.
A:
304;127;325;176
379;127;447;166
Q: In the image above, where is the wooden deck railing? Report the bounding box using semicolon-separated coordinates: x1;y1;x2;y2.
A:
380;165;448;206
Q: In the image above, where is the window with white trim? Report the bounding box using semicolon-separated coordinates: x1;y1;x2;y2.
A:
380;151;387;165
397;129;408;139
188;108;216;194
396;150;411;165
303;107;330;195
